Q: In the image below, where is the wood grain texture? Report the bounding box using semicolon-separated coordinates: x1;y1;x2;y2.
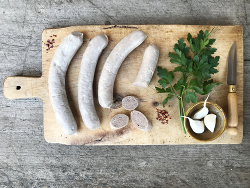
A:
1;0;250;187
3;76;45;99
4;25;243;145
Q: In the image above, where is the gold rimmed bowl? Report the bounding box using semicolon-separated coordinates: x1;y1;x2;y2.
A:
184;101;227;142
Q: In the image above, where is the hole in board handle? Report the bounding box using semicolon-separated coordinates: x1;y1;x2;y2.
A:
16;86;21;90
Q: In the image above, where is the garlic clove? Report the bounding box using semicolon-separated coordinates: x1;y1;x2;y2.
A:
190;119;205;134
193;107;208;119
204;114;216;132
193;94;210;119
183;116;205;134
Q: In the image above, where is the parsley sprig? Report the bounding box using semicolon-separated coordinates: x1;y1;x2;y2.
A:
155;29;222;134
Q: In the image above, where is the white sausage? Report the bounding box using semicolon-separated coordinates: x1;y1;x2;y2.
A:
122;96;140;110
131;110;152;132
133;44;159;87
48;31;83;135
78;34;108;130
98;30;147;108
109;114;129;130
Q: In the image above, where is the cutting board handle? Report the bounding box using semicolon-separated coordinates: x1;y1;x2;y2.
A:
3;76;46;100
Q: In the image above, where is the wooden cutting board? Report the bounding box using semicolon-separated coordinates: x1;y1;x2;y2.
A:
3;25;243;145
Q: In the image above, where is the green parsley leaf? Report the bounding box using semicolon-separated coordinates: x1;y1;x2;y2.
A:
157;66;168;79
169;50;188;65
174;78;186;91
162;93;173;107
193;55;200;69
202;48;217;56
185;91;197;103
173;65;184;72
186;60;193;73
157;67;174;84
158;79;168;88
187;33;192;42
188;79;203;94
208;56;220;67
174;38;189;55
202;79;222;95
206;39;216;47
198;30;205;40
193;70;202;84
155;87;167;93
155;86;172;93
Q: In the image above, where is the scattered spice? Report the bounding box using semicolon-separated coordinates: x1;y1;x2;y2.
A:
44;37;56;51
156;108;171;124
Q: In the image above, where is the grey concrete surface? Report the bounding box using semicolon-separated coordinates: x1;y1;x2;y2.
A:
0;0;250;187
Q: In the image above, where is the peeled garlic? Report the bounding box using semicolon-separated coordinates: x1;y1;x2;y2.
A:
193;94;210;119
204;114;216;132
183;116;205;134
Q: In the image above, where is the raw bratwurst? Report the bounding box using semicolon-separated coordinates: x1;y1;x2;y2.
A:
133;44;159;87
48;31;83;135
78;34;108;130
98;30;147;108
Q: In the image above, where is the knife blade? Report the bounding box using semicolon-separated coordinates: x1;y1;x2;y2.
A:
227;41;238;135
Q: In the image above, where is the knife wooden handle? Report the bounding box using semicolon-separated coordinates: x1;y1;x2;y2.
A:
227;92;238;135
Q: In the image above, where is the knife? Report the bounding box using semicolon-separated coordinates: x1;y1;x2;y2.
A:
227;41;238;135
